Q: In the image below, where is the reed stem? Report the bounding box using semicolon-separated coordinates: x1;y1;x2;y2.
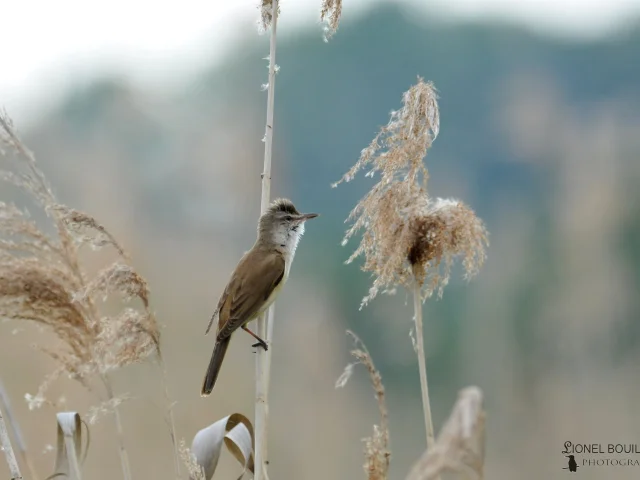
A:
0;381;38;480
158;356;180;479
413;280;435;449
102;375;132;480
255;1;279;479
0;403;23;480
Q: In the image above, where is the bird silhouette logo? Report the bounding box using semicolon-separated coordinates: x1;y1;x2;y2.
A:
563;454;579;472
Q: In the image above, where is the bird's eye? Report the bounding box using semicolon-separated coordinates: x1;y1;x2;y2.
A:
284;215;292;221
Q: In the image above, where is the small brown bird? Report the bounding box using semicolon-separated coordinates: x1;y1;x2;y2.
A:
201;198;318;396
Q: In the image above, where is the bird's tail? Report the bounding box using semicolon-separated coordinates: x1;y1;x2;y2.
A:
201;337;231;396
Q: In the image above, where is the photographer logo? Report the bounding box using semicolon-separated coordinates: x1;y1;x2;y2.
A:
561;441;640;472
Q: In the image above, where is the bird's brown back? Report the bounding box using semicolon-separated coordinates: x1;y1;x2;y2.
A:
213;246;286;341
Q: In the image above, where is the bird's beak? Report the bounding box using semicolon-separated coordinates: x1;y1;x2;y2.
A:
298;213;319;222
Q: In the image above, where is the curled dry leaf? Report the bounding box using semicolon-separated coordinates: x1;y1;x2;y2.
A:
404;386;486;480
185;413;255;480
53;412;84;480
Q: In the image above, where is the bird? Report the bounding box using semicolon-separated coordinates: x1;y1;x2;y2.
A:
564;455;579;472
200;198;318;396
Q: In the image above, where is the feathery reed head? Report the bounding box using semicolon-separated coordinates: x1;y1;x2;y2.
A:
0;112;159;407
334;79;488;306
336;331;389;480
259;0;343;39
332;78;439;191
258;0;280;32
320;0;343;41
405;196;488;298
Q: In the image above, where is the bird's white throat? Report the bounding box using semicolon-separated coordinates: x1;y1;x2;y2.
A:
271;222;305;277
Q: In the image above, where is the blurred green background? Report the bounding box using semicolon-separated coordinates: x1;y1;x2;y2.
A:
2;2;640;479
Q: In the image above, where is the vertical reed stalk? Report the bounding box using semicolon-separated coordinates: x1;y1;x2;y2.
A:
256;1;279;479
0;382;38;480
158;358;181;479
101;375;132;480
413;280;435;449
0;404;22;480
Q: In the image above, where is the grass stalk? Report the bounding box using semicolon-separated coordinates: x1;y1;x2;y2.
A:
0;403;23;480
413;280;435;449
101;375;132;480
0;382;38;480
158;357;181;479
255;1;279;479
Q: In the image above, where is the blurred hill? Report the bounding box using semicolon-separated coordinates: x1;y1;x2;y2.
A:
3;3;640;480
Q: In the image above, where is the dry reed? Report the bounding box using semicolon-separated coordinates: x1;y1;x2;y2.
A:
253;2;344;479
334;78;488;455
0;112;179;479
336;334;486;480
254;1;280;479
336;331;390;480
179;439;206;480
0;380;39;480
404;387;486;480
0;402;22;480
320;0;343;41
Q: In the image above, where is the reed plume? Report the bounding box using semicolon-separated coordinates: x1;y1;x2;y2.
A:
334;78;488;451
320;0;343;41
0;112;178;479
336;331;390;480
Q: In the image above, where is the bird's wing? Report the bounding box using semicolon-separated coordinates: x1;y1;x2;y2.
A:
204;292;227;335
215;250;285;341
205;250;251;335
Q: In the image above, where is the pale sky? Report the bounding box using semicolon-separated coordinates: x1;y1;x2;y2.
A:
2;0;639;124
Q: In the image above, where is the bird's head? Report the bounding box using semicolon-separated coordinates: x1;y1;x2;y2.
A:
258;198;318;251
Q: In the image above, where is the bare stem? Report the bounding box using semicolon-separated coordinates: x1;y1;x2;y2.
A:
102;375;132;480
0;381;38;480
157;357;181;479
255;2;279;480
413;280;435;449
0;403;23;480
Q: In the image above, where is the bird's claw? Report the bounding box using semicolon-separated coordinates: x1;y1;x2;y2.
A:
252;340;269;351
